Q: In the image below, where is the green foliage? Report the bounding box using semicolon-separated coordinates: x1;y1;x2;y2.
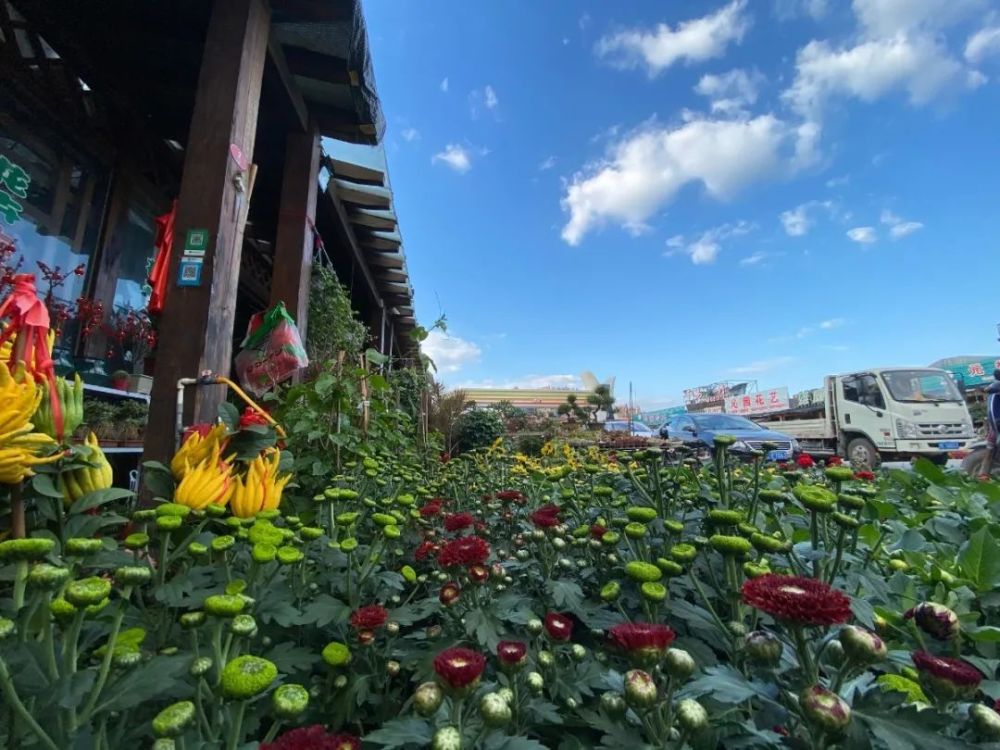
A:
306;264;368;363
453;408;505;453
515;433;546;456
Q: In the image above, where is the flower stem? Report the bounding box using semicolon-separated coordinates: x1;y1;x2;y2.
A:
12;560;28;611
791;626;819;685
0;655;60;750
226;701;246;750
826;528;848;585
79;587;132;723
809;511;822;579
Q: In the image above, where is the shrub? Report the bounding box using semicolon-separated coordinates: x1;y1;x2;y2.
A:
453;409;504;453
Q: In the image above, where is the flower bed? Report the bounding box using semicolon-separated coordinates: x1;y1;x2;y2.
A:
4;420;1000;748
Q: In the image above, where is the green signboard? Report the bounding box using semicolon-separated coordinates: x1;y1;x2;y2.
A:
943;358;1000;389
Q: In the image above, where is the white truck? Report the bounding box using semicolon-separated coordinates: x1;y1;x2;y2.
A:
756;367;976;466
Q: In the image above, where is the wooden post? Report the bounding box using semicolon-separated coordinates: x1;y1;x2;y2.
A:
270;125;320;337
143;0;270;466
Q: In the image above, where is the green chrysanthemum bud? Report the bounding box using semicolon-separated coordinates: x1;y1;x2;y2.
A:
230;614;257;637
594;486;614;498
889;559;909;572
220;655;277;699
300;526;323;541
251;543;276;563
276;546;303;565
372;513;396;527
571;644;587;662
480;692;512;727
664;648;696;681
151;700;195;738
621;520;649;540
180;611;206;629
224;517;242;529
527;618;544;636
713;434;736;448
414;681;444;716
663;519;684;534
970;704;1000;740
152;739;175;750
676;698;708;732
187;542;209;558
750;533;790;554
670;543;698;562
322;641;351;667
538;650;555;669
526;671;545;693
133;509;157;521
65;576;112;607
204;503;227;518
247;520;284;546
625;561;662;582
256;509;281;521
340;538;359;552
401;565;417;583
839;625;886;664
758;489;788;504
189;656;213;677
656;558;684;577
272;683;309;719
601;691;627;718
114;650;142;668
708;509;745;526
383;525;401;539
640;582;667;602
825;466;855;482
793;484;837;513
837;493;865;510
601;531;621;545
709;534;752;556
624;669;657;708
800;685;851;734
65;537;104;556
626;506;658;523
336;512;360;525
114;566;152;586
600;581;621;601
157;503;191;518
743;562;770;578
745;630;783;667
203;594;245;618
28;563;70;590
0;538;55;563
211;535;236;552
0;617;15;640
124;533;150;550
432;726;462;750
831;512;860;529
156;515;183;531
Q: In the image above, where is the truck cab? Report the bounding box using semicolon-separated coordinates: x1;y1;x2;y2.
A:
831;368;975;465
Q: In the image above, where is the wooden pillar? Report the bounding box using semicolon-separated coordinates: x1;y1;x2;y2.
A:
269;125;320;337
143;0;270;466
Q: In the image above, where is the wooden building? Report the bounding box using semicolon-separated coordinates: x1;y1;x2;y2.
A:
0;0;417;466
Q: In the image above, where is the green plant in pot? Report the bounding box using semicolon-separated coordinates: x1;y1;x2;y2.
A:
110;369;129;391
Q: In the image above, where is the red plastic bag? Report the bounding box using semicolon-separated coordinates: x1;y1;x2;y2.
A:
234;302;309;395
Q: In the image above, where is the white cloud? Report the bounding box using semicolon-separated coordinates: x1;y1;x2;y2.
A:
740;251;775;266
400;127;420;142
694;68;765;114
432;144;473;174
881;209;924;238
484;85;499;109
422;331;481;373
538;155;557;171
440;77;449;93
728;356;797;375
774;0;829;20
596;0;752;76
561;115;814;245
456;374;582;390
665;221;753;265
784;35;967;117
826;174;850;188
966;25;1000;63
847;226;877;244
819;317;846;329
579;12;591;30
853;0;986;37
780;199;833;236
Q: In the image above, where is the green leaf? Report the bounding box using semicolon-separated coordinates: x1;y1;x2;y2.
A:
390;598;439;626
363;718;434;748
876;674;927;704
31;473;64;500
97;655;188;712
546;579;583;610
525;700;564;725
680;665;761;704
365;348;389;366
958;526;1000;592
912;457;947;484
298;594;350;627
968;626;1000;642
265;642;317;673
465;608;502;651
854;706;968;750
141;461;175;499
69;488;134;515
218;401;240;431
484;736;551;750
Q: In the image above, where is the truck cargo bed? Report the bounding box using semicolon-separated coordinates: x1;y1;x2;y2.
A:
755;417;832;440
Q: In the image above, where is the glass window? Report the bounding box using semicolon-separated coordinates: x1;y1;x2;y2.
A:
112;203;158;313
882;370;963;403
691;414;761;431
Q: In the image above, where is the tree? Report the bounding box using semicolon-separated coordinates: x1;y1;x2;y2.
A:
587;384;615;422
428;381;467;454
557;393;589;424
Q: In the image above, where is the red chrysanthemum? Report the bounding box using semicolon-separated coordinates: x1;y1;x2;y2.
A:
433;647;486;689
796;454;815;468
350;605;389;630
854;470;876;482
497;490;525;503
439;581;461;606
911;650;982;687
741;574;851;626
420;501;443;517
239;407;270;430
262;726;360;750
497;640;528;666
590;524;608;539
415;541;438;561
607;622;676;654
544;612;574;641
440;452;451;464
444;512;475;532
437;536;491;567
826;456;843;466
530;504;562;528
468;564;490;583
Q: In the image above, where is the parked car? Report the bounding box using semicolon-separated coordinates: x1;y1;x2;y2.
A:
603;420;655;439
659;413;798;460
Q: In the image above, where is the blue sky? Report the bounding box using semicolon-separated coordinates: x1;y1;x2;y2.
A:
358;0;1000;409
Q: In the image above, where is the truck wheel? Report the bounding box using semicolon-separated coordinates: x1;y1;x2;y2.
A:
847;437;880;468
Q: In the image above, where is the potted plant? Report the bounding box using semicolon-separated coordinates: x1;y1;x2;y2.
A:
104;307;157;393
82;399;120;444
116;399;149;445
109;369;130;392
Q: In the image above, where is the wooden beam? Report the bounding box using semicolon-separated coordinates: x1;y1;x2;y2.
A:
271;0;354;24
360;234;400;251
378;282;411;295
329;158;384;185
323;180;384;310
281;45;352;86
266;34;309;132
144;0;270;467
348;209;396;231
334;180;391;208
270;124;320;338
376;269;408;284
367;252;405;269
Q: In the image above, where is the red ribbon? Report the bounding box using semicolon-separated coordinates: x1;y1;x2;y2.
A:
0;274;63;439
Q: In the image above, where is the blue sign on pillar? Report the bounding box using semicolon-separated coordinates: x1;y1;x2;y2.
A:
177;259;203;287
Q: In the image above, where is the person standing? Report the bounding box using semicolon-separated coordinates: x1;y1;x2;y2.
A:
981;369;1000;477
